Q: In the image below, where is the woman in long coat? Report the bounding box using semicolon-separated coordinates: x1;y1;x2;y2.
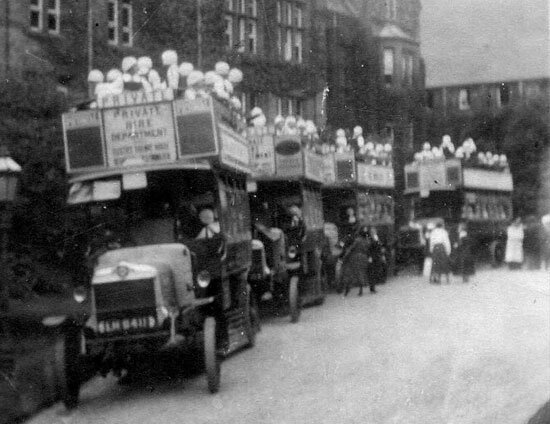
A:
367;227;386;292
453;222;475;282
429;222;451;284
505;217;524;269
341;226;370;296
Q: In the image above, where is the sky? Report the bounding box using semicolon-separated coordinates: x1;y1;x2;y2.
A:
420;0;550;87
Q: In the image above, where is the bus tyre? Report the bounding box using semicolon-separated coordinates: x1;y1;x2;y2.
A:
203;317;220;394
289;276;301;323
63;327;81;410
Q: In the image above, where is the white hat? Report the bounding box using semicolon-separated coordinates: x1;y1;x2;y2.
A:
384;143;392;152
178;62;194;77
187;70;204;86
353;126;363;138
366;141;374;150
204;71;219;86
336;128;346;138
161;50;178;66
274;115;285;126
121;56;137;72
422;142;431;151
414;152;422;161
215;61;230;76
455;146;464;158
87;69;104;82
137;56;153;75
227;68;243;84
442;134;451;145
250;107;263;119
106;69;122;82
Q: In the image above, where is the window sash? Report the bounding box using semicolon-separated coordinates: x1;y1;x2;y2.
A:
30;0;43;31
225;15;234;49
46;0;60;33
276;1;282;23
226;0;234;12
108;0;118;45
121;2;133;46
238;18;246;52
284;28;292;61
295;5;302;28
458;89;470;110
247;20;257;53
286;2;292;25
383;48;394;76
294;30;302;63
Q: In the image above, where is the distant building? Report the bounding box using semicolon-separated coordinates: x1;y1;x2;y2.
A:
427;77;550;115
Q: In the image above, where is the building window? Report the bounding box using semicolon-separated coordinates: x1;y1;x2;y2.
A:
276;97;301;116
225;16;234;49
30;0;43;31
121;0;133;46
499;83;510;106
247;20;257;53
238;18;246;52
385;0;397;20
107;0;118;45
383;48;394;86
427;91;434;109
277;2;304;63
458;88;471;110
108;0;132;46
227;0;257;54
402;54;413;86
46;0;60;34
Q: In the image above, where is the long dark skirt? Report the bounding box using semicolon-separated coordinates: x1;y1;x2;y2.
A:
341;252;369;291
432;243;451;275
455;245;475;276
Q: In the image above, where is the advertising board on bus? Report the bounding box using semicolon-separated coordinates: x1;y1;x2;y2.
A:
62;91;249;175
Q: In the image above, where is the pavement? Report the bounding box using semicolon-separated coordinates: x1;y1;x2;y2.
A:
25;268;550;424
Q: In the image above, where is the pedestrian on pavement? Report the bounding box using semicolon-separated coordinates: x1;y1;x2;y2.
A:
505;217;524;270
453;222;475;283
367;227;386;292
523;215;542;270
342;226;371;296
429;221;451;284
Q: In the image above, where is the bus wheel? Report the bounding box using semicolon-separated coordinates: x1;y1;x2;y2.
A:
289;276;301;323
203;317;220;393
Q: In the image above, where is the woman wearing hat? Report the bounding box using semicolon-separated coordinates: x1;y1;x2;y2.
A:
341;226;371;296
429;221;452;284
505;217;524;269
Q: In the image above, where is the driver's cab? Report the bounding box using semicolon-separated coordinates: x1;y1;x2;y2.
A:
67;168;251;340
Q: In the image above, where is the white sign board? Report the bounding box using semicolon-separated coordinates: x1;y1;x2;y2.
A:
463;168;513;191
357;163;395;188
102;102;177;167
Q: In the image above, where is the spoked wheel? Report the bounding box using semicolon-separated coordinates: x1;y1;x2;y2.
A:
289;275;301;323
62;326;82;410
203;317;220;393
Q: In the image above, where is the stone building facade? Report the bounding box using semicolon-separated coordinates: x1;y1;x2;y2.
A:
427;78;550;115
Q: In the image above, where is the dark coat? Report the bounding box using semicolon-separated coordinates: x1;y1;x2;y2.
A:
368;238;387;285
341;237;370;288
454;233;475;276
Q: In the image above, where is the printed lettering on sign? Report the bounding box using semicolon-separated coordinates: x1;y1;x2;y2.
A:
102;102;177;167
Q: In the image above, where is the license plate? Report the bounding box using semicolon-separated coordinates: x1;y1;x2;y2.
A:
98;316;157;334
